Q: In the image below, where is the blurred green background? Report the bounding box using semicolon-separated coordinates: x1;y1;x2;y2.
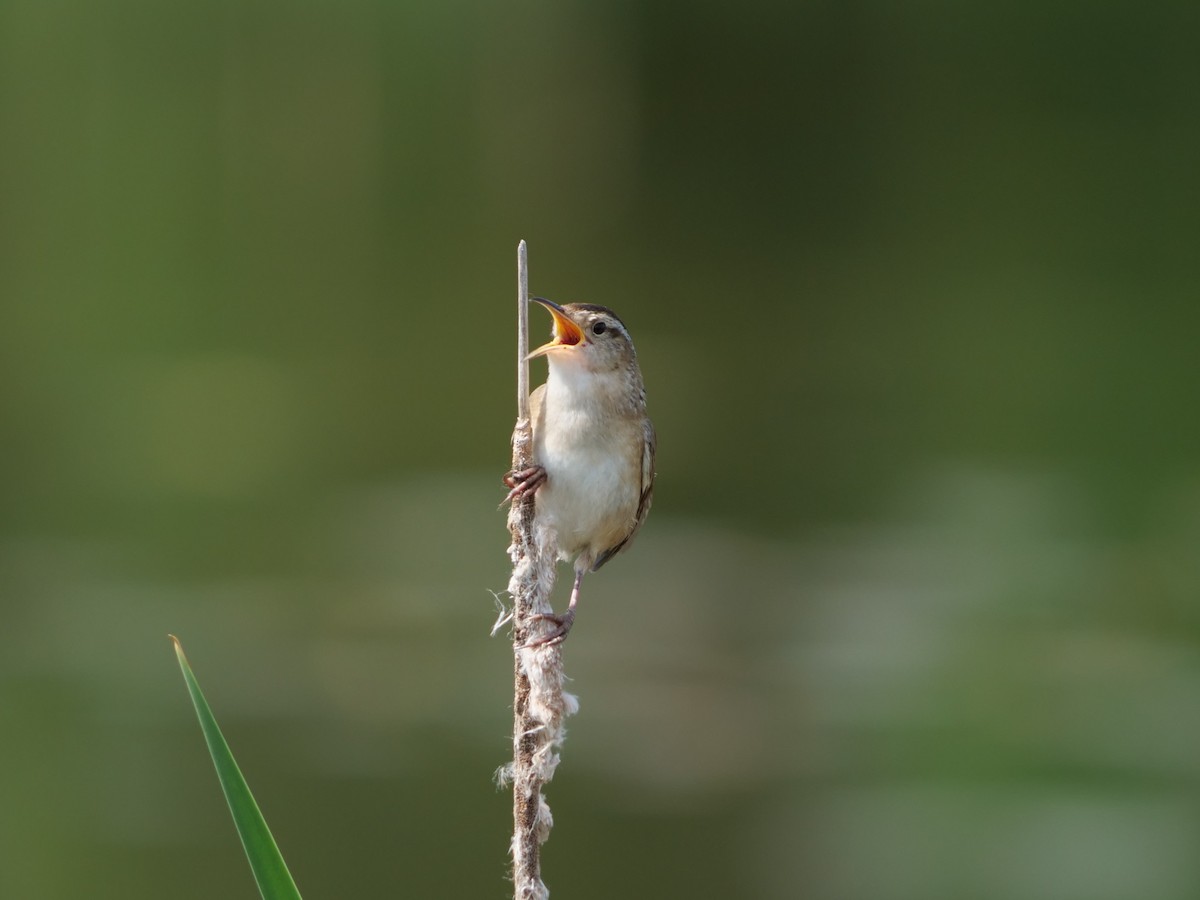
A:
3;1;1200;897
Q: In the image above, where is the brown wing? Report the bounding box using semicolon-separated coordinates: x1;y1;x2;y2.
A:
592;416;656;571
634;416;656;530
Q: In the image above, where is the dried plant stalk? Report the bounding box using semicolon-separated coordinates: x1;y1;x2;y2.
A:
502;240;577;900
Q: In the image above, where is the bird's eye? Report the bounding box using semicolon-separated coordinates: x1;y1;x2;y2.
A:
592;321;607;336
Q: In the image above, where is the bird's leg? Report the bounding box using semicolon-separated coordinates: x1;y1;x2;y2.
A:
523;568;583;648
502;465;547;504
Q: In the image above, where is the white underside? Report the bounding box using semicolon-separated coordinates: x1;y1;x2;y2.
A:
533;358;640;569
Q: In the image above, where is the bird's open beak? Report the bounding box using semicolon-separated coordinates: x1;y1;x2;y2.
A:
528;297;585;359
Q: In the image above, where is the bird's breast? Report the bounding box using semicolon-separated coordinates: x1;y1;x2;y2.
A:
533;397;642;565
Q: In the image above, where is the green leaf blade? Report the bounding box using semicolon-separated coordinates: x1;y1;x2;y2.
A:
171;635;303;900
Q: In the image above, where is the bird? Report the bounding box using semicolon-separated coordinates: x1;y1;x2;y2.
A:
504;297;656;647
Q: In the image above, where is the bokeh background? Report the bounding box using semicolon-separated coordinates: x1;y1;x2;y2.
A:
3;1;1200;897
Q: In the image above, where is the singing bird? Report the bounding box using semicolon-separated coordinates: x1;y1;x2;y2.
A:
504;297;656;647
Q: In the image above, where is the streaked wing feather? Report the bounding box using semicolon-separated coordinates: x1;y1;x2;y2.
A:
592;417;656;571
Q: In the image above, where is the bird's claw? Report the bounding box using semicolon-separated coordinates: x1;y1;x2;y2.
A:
502;465;547;504
520;608;576;649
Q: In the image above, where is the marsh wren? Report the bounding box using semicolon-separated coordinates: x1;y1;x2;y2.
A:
504;297;656;647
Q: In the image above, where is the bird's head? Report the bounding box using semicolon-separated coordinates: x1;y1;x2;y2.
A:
527;297;638;375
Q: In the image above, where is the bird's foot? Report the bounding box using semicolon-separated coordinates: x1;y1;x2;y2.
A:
521;608;576;649
502;465;547;504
